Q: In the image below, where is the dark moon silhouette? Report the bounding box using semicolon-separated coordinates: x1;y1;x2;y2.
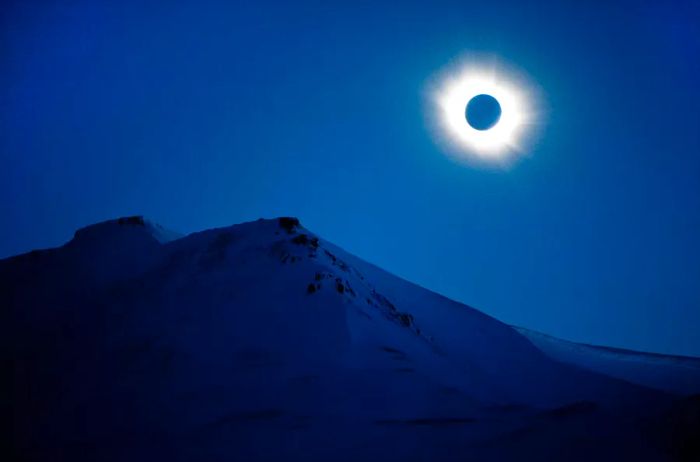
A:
465;94;502;131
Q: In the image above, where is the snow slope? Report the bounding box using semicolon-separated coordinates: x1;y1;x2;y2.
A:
3;216;697;461
514;326;700;396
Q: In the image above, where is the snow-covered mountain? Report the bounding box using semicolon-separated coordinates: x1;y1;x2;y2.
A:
3;216;698;461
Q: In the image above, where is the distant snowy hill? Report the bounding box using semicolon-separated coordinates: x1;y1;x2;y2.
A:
514;326;700;396
3;216;698;461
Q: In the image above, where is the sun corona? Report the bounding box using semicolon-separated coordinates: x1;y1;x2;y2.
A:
427;57;541;165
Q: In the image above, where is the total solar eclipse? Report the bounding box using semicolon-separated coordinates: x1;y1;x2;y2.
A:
427;56;542;165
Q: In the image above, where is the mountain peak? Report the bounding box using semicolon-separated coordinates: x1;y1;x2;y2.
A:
276;216;301;233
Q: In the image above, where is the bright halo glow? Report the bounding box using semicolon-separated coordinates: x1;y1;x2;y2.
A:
427;56;542;165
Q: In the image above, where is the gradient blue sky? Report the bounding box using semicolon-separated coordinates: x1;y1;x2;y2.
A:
2;0;699;355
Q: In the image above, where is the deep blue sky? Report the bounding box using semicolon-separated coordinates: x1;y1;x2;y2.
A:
2;0;699;355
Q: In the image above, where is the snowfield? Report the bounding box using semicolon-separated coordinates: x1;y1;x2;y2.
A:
514;326;700;396
3;216;699;461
